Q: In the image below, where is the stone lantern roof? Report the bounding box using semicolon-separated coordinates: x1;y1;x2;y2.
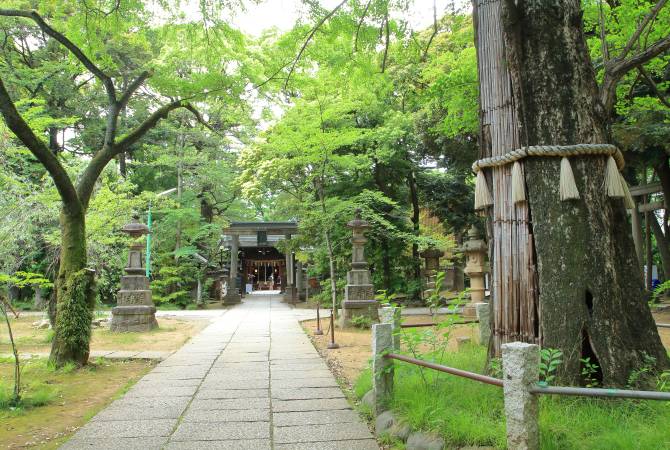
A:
121;215;149;238
347;209;370;229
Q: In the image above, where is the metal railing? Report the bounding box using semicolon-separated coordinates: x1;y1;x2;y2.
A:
384;353;502;387
530;384;670;401
400;319;478;328
373;310;670;450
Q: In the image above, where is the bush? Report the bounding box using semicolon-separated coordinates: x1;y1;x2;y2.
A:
350;315;372;329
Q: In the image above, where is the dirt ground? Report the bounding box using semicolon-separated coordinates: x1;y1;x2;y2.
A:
301;315;479;387
0;359;154;449
652;309;670;348
0;316;209;354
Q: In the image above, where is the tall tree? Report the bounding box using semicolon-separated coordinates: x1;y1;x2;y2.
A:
0;7;248;366
474;0;668;385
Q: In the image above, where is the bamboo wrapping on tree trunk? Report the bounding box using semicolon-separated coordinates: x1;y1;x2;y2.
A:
474;0;539;355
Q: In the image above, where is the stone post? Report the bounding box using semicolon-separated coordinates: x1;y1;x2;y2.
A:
223;235;241;305
111;215;158;332
283;235;298;302
502;342;540;450
296;260;305;301
372;323;394;414
341;209;379;327
420;248;444;299
475;302;491;345
380;306;400;350
461;225;489;318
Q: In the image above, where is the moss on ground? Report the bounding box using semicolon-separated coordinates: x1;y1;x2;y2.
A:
0;357;154;448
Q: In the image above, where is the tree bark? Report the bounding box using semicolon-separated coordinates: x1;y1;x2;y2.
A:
49;206;94;366
475;0;668;385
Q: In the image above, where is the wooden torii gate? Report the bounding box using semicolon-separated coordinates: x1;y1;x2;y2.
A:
629;182;666;289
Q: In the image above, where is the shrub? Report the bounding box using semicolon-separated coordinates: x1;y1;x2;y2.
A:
351;315;372;329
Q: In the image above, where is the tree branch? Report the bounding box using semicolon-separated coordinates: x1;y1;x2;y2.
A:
76;100;197;207
638;66;670;108
601;34;670;111
283;0;349;90
381;13;390;73
118;70;151;111
619;0;667;61
421;0;439;62
353;0;372;53
0;9;117;104
0;76;81;213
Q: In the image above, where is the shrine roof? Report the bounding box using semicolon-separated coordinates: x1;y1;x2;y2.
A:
223;221;298;235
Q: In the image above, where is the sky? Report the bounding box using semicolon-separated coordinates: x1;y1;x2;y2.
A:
207;1;458;36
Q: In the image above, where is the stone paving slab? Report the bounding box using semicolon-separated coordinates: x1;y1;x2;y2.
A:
170;422;269;441
274;439;379;450
199;378;269;389
62;294;377;449
73;419;176;439
273;409;362;427
271;377;338;388
182;408;270;422
272;398;353;412
273;422;374;444
195;388;269;399
271;387;345;400
164;440;271;450
189;397;271;411
61;437;168;450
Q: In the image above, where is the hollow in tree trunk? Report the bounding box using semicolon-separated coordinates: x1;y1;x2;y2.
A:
49;206;95;367
474;0;668;385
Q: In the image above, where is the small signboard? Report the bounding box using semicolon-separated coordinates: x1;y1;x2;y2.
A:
257;231;268;245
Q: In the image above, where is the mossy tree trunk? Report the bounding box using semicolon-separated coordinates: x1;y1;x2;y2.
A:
475;0;668;385
49;205;95;366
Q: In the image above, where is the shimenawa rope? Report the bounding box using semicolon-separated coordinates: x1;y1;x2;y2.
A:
472;144;634;211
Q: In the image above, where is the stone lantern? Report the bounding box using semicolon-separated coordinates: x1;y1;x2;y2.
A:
110;215;158;332
420;247;444;299
340;209;378;327
461;225;489;318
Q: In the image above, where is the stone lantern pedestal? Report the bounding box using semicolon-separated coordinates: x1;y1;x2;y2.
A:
340;210;378;327
461;225;489;319
111;216;158;332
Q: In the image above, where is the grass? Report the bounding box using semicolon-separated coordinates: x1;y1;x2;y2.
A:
0;357;154;448
354;344;670;449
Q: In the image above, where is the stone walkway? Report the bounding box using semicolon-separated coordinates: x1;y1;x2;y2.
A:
62;294;378;450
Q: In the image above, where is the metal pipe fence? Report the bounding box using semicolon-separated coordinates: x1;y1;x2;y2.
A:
530;384;670;401
385;353;503;387
400;319;478;328
372;311;670;450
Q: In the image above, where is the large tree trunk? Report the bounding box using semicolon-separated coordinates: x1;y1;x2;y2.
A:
49;206;94;367
475;0;668;385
